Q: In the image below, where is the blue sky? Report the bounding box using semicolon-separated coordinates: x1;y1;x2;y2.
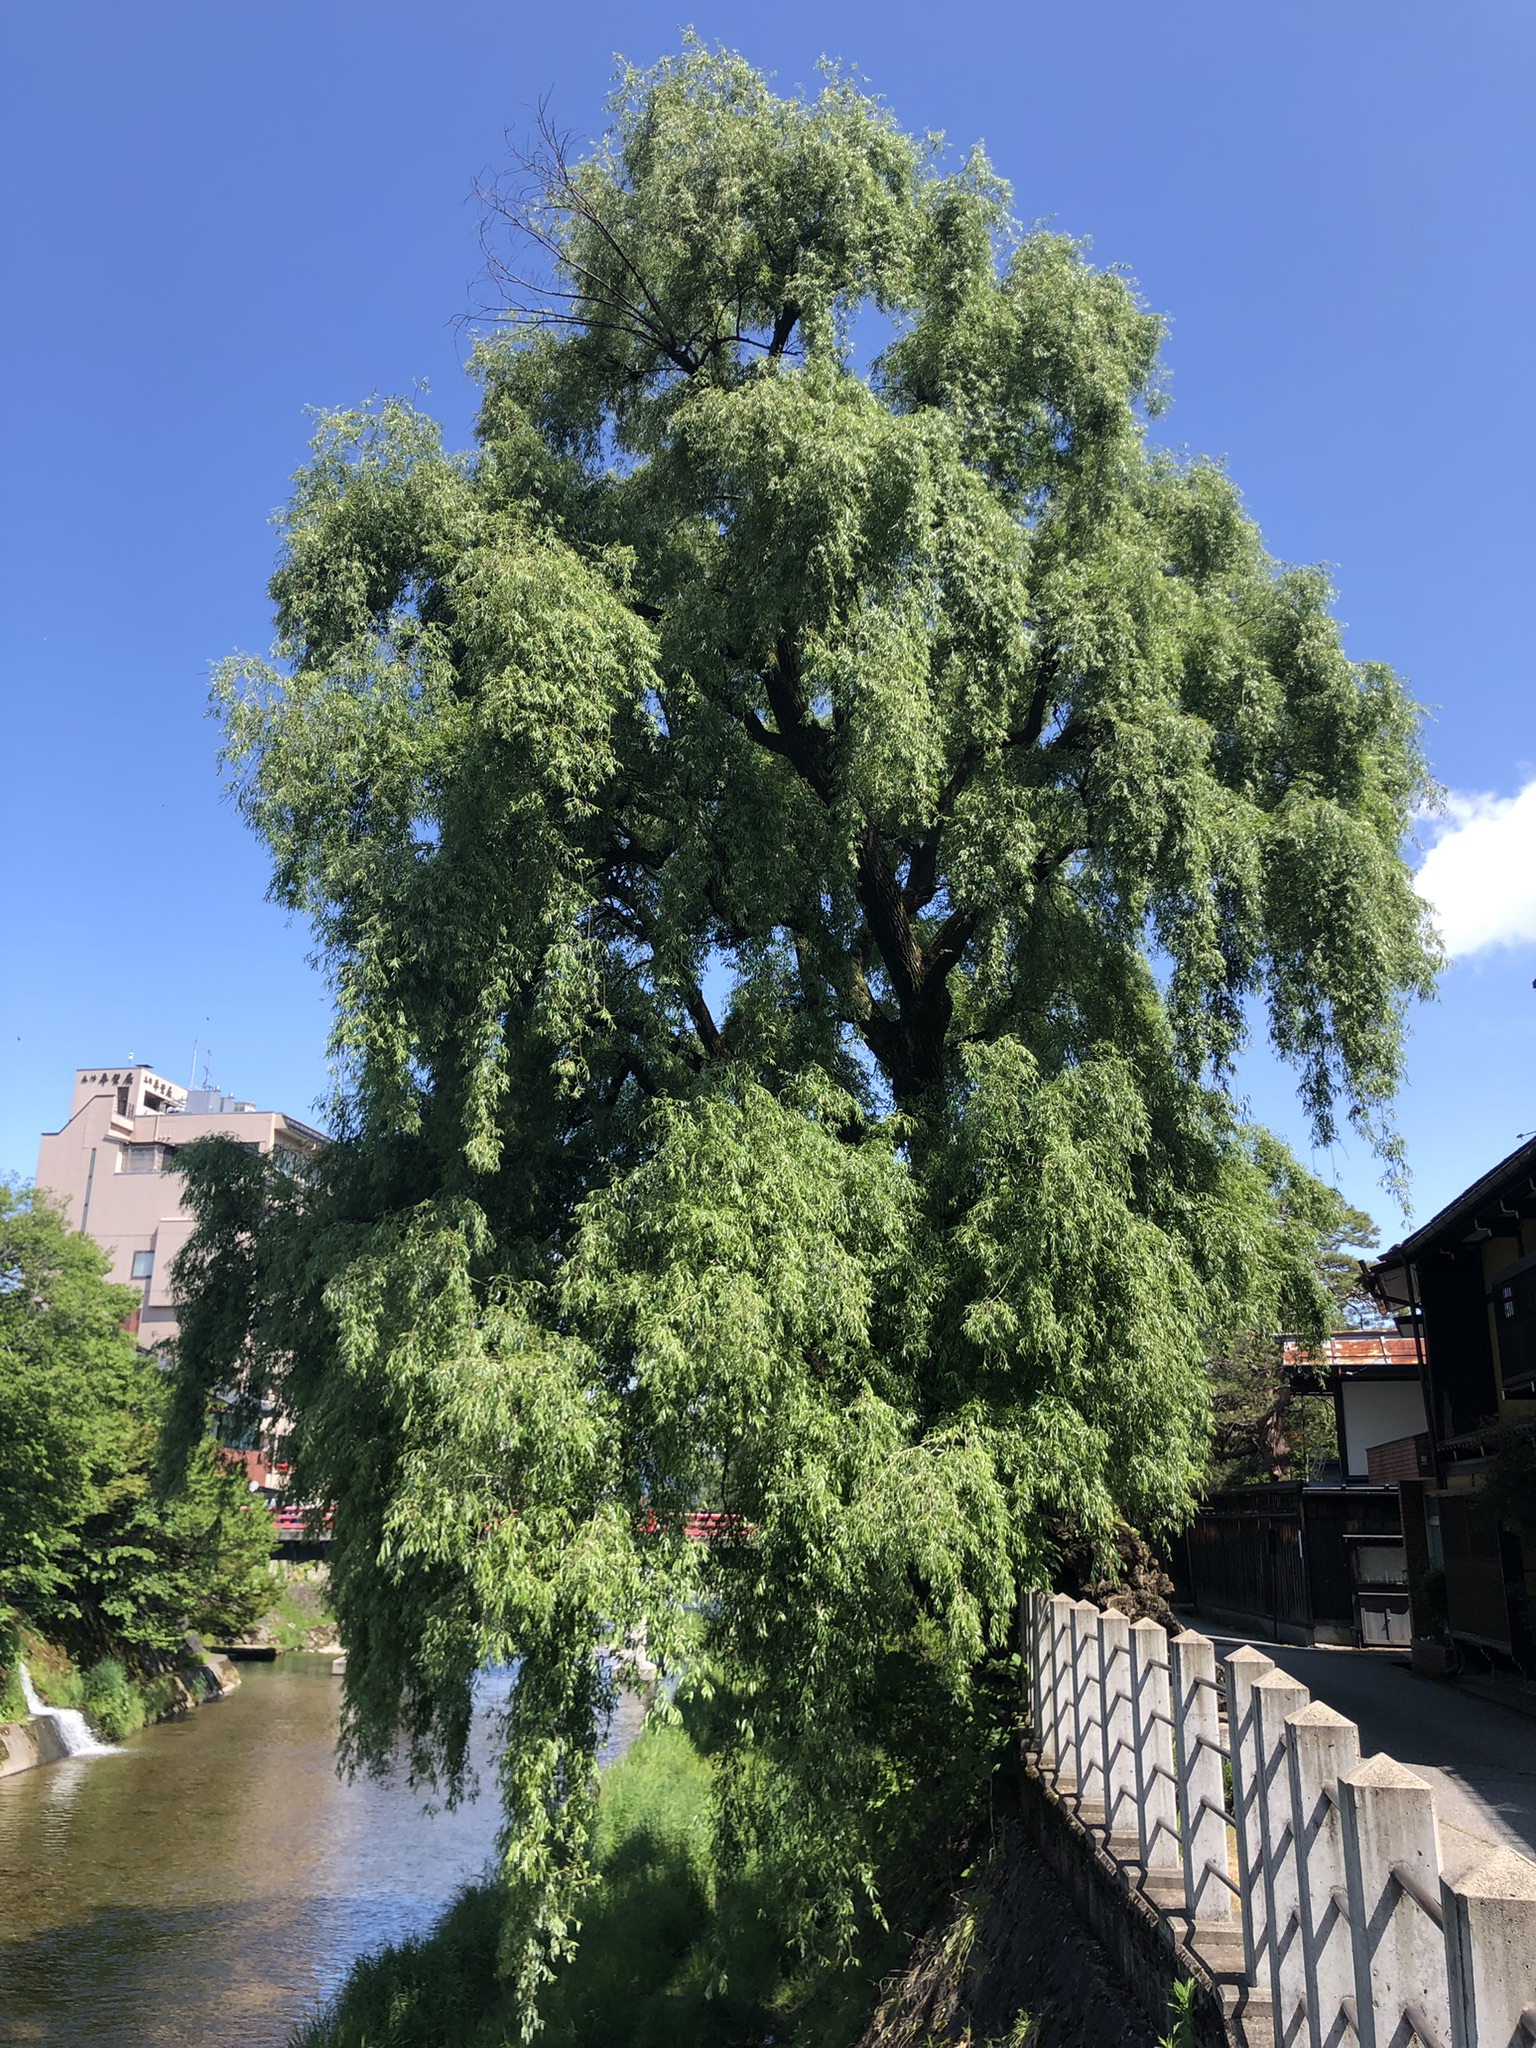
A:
3;0;1533;1242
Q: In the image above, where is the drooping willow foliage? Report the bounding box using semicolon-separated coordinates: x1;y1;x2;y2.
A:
166;43;1437;2025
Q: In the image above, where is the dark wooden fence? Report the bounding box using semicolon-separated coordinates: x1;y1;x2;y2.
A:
1174;1483;1403;1644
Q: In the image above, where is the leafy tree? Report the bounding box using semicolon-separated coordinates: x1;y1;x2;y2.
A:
57;1370;276;1656
0;1182;138;1611
1205;1195;1383;1487
169;44;1437;2025
0;1184;273;1661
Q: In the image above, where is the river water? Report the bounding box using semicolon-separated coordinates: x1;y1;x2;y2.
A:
0;1656;643;2047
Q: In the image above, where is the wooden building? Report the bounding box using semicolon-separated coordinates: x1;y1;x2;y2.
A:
1366;1135;1536;1674
1178;1479;1411;1646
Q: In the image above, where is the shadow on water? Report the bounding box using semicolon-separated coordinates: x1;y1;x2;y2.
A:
0;1656;652;2048
0;1898;443;2047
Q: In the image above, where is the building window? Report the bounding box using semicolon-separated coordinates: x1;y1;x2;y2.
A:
1494;1263;1536;1396
120;1144;176;1174
116;1086;130;1114
131;1250;154;1279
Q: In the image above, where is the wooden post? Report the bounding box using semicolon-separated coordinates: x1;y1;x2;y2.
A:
1225;1641;1277;1988
1253;1670;1310;2046
1443;1845;1536;2048
1338;1755;1450;2048
1286;1701;1361;2048
1098;1609;1138;1855
1130;1617;1181;1901
1172;1629;1236;1934
1048;1594;1077;1794
1071;1600;1106;1823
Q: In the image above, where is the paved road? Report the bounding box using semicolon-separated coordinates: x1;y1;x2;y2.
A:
1198;1623;1536;1876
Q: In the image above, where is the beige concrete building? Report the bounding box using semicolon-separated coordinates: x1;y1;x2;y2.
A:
35;1063;325;1350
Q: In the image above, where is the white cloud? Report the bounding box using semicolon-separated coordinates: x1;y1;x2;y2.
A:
1416;778;1536;958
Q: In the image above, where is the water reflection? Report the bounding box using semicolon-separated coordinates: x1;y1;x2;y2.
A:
0;1656;644;2047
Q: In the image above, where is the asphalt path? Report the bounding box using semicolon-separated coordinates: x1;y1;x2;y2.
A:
1197;1623;1536;1877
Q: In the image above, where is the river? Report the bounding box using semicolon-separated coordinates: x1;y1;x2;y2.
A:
0;1655;643;2047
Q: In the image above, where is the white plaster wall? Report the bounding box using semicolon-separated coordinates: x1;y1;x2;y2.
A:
1341;1380;1429;1476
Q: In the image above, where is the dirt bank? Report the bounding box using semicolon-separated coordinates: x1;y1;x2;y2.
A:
856;1819;1158;2048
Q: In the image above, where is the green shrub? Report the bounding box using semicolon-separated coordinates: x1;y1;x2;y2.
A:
22;1633;83;1709
81;1658;147;1742
0;1615;23;1725
540;1722;721;2046
1158;1976;1200;2048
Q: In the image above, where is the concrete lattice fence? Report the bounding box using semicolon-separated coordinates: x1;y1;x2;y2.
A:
1021;1590;1536;2048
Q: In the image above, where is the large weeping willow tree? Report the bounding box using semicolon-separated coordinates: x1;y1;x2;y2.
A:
167;42;1436;2021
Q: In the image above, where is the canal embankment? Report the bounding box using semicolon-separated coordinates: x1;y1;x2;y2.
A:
0;1629;244;1779
1;1556;343;1777
218;1558;343;1659
0;1653;512;2047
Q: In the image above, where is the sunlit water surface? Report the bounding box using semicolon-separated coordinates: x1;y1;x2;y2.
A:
0;1655;642;2047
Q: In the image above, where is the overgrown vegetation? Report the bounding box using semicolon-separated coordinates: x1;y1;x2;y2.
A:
0;1615;23;1725
295;1714;980;2048
241;1561;341;1654
80;1657;150;1742
1156;1980;1200;2048
0;1182;275;1721
9;1630;171;1740
169;41;1436;2032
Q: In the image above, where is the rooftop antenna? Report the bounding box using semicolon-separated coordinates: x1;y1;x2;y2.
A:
188;1039;198;1089
202;1051;214;1092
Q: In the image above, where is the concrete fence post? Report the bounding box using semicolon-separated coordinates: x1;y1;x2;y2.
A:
1226;1642;1278;1989
1442;1846;1536;2048
1016;1617;1536;2048
1338;1755;1450;2048
1071;1599;1106;1823
1286;1701;1362;2048
1038;1590;1059;1769
1172;1629;1237;1935
1253;1670;1311;2047
1048;1594;1077;1794
1130;1618;1181;1902
1098;1610;1138;1855
1028;1591;1053;1766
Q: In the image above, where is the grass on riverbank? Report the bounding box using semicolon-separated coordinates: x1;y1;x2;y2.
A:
291;1714;928;2048
255;1563;340;1653
0;1617;24;1724
292;1723;735;2048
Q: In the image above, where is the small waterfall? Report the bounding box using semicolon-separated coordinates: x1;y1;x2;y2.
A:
19;1663;119;1757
